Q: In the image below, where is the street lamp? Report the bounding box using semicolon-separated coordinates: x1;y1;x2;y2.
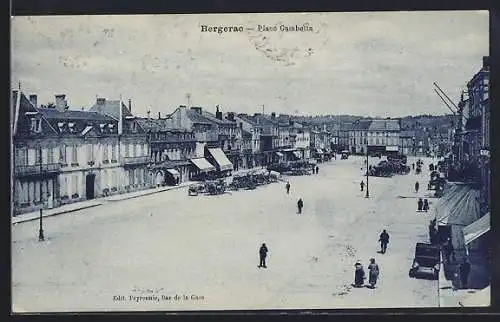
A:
38;147;44;241
365;145;370;198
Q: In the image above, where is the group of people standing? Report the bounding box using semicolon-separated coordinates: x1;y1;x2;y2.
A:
353;229;390;289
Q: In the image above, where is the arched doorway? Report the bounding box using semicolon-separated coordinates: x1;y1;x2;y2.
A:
155;170;165;187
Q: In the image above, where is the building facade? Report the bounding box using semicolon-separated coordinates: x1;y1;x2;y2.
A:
12;91;121;215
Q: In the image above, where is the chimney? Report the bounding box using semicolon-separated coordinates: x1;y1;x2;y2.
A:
55;94;68;112
128;99;132;112
158;112;161;119
483;56;489;68
216;105;222;120
227;112;235;121
97;97;106;105
271;112;276;119
29;94;37;108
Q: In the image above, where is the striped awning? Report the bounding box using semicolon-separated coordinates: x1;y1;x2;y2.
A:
208;148;233;171
190;158;216;172
463;213;490;245
275;152;284;157
166;169;180;177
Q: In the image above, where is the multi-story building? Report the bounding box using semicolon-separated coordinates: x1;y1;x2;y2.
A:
90;98;152;194
348;119;371;155
12;91;121;215
170;105;233;176
399;130;416;156
136;116;196;185
366;119;401;155
235;113;263;168
289;120;310;160
338;122;351;152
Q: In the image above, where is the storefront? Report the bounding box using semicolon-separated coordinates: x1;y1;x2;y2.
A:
189;157;216;181
282;149;301;162
205;148;233;176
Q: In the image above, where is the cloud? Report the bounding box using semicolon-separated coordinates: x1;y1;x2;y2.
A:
11;11;488;118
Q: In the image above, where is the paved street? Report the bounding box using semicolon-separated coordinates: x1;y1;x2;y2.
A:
12;156;439;312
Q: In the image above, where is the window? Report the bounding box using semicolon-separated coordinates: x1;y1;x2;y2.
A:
103;144;109;161
87;144;93;162
35;148;41;164
129;170;134;185
17;148;28;166
30;118;42;133
60;145;67;164
111;144;117;161
73;174;79;195
72;145;78;164
47;147;54;163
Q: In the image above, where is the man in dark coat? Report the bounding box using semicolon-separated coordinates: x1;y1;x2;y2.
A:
459;258;471;289
415;181;420;193
417;198;424;211
360;180;365;192
316;166;319;174
297;198;304;214
423;199;429;212
285;182;291;194
258;243;269;268
379;230;390;254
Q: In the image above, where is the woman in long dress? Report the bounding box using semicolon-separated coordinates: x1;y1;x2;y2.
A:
354;261;366;287
368;258;380;289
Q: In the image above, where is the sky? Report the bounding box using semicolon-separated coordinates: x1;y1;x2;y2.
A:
11;11;489;118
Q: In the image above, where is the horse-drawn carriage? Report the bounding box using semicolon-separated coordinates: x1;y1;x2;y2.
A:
368;161;394;177
188;179;226;196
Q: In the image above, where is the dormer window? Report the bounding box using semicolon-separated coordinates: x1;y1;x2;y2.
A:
108;124;115;129
30;118;42;133
99;123;106;131
68;122;75;133
57;122;65;132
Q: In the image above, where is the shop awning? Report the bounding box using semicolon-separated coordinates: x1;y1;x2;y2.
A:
166;169;180;177
275;152;284;157
435;183;481;226
207;148;233;171
293;151;301;159
463;213;490;245
190;158;216;172
316;148;324;154
459;286;490;307
386;146;399;152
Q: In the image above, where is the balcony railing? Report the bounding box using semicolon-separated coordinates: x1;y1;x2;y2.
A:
122;156;151;165
194;132;219;142
15;163;61;176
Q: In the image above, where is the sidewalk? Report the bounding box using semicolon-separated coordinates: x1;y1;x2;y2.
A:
438;252;472;307
11;168;264;225
12;181;192;225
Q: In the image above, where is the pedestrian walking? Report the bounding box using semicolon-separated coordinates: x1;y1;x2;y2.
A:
423;199;429;212
417;198;423;211
316;166;319;174
367;258;380;289
258;243;269;268
285;181;290;194
443;237;455;263
412;163;415;170
353;261;366;287
415;181;420;193
379;230;390;254
360;180;365;192
297;198;304;214
459;258;471;289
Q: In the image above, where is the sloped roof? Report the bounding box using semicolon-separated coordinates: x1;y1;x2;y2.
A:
37;107;116;121
136;118;191;133
202;111;235;125
236;114;259;126
89;99;132;120
185;109;213;125
368;119;400;131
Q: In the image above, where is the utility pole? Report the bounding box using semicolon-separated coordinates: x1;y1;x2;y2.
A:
262;104;265;115
38;146;44;241
365;146;370;198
